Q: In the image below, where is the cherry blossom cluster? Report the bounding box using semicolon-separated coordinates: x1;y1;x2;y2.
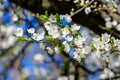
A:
91;33;120;58
104;16;120;32
15;12;120;63
73;0;120;14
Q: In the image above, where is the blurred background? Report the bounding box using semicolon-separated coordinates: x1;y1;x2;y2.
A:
0;0;120;80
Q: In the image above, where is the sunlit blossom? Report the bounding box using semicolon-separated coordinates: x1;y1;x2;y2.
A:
16;27;23;37
32;31;45;41
27;28;35;34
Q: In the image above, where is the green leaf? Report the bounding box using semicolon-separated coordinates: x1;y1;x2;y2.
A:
76;2;81;7
106;26;112;31
46;36;53;41
65;25;71;31
45;10;49;17
40;10;49;20
56;13;61;22
70;41;75;47
40;15;49;20
19;36;25;41
100;37;102;41
25;38;32;41
18;37;32;42
53;39;59;46
90;42;94;52
76;32;81;36
110;37;114;46
12;34;17;37
58;45;65;52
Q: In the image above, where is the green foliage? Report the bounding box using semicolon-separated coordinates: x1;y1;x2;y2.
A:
70;41;75;47
106;26;112;31
56;13;61;22
12;34;17;37
109;37;114;46
13;34;32;42
100;37;102;41
58;45;65;53
45;10;49;18
76;2;81;7
40;10;49;20
76;32;81;36
46;35;53;41
19;37;32;42
90;42;94;52
65;25;71;31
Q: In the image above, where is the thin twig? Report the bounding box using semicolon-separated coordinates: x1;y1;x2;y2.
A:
71;0;95;17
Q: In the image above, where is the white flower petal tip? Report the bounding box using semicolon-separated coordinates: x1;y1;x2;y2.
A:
16;27;23;37
27;28;35;34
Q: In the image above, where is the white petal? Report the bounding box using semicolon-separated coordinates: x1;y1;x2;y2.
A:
12;14;18;22
85;7;91;15
55;46;60;54
71;24;80;31
46;47;54;55
65;15;72;22
16;27;23;37
52;32;60;38
27;28;35;34
63;41;70;53
65;35;73;41
32;32;44;41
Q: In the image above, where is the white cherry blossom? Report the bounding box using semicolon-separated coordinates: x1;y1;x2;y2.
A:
12;14;18;22
27;28;35;34
49;15;56;22
60;14;72;22
73;0;79;3
71;24;80;31
74;47;90;58
93;42;104;50
85;7;91;15
52;31;61;39
93;37;100;42
46;25;61;39
62;27;70;38
102;33;110;43
105;21;112;28
73;52;81;62
46;47;54;55
116;24;120;31
65;35;73;41
65;15;72;22
16;27;23;37
63;41;70;53
104;68;114;78
55;46;60;54
74;36;86;47
104;43;111;51
32;31;45;41
39;42;45;49
112;20;117;26
44;21;52;31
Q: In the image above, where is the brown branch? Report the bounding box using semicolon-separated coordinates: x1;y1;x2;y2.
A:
71;0;95;17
